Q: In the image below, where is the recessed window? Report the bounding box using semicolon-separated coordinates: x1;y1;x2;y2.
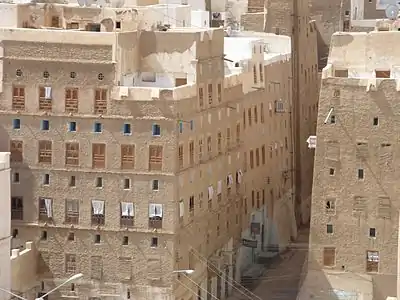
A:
369;228;376;237
327;224;333;234
123;123;131;135
151;237;158;247
69;175;76;187
41;120;50;131
373;117;379;126
116;21;121;29
329;168;335;175
43;71;50;78
98;73;104;81
70;72;76;79
152;180;159;191
68;122;77;132
13;172;20;183
358;168;364;179
71;284;75;291
94;122;102;133
13;119;21;129
94;234;101;244
124;178;130;190
152;124;161;136
330;115;336;124
16;69;22;77
96;177;103;188
123;236;128;245
68;232;75;241
41;231;48;240
43;173;50;185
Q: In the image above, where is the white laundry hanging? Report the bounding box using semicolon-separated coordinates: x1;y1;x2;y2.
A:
92;200;105;215
121;202;134;217
44;198;52;218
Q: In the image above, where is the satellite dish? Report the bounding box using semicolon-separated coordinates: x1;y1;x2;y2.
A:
385;4;399;19
77;0;85;6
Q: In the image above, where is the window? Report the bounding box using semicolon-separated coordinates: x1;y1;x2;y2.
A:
250;150;254;169
65;199;79;224
41;120;50;131
330;115;336;124
375;70;390;78
12;229;18;238
366;251;379;272
121;144;135;169
199;87;204;108
189;141;194;165
123;236;128;245
260;103;264;123
65;254;77;274
39;87;52;111
68;232;75;241
358;168;364;179
275;100;284;113
253;65;257;83
65;142;79;166
152;124;161;136
41;231;48;240
152;180;159;191
149;145;163;171
92;143;106;168
207;136;212;155
69;176;76;187
325;199;336;214
65;88;78;113
189;195;195;213
208;84;213;105
198;138;203;161
116;21;121;29
149;203;163;229
38;140;52;164
217;83;222;102
323;247;336;266
13;119;20;129
217;132;222;153
120;202;134;227
96;177;103;188
94;122;102;133
255;148;260;167
68;122;77;132
51;16;59;27
91;200;105;225
327;224;333;234
261;145;266;165
43;173;50;185
369;228;376;237
259;64;263;82
226;127;231;147
12;86;25;111
335;69;348;77
248;109;252;126
373;117;379;126
254;106;258;124
94;89;107;114
11;197;23;220
329;168;335;175
178;145;184;168
38;198;53;221
12;172;20;183
10;140;23;162
243;111;246;129
190;120;194;130
123;123;131;135
179;121;183;133
236;123;241;144
151;237;158;247
124;178;131;189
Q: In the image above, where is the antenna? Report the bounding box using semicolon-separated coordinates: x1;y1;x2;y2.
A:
77;0;85;6
385;4;399;19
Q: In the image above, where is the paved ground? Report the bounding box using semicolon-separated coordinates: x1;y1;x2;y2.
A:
229;228;310;300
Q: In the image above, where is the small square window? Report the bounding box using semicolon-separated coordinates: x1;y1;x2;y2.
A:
151;237;158;247
68;232;75;241
329;168;335;175
96;177;103;188
124;178;130;190
69;176;76;187
43;173;50;185
13;119;21;129
94;234;101;244
152;124;161;136
373;117;379;126
68;122;77;132
152;180;159;191
13;172;20;183
41;231;48;240
123;236;128;245
123;123;131;135
41;120;50;131
358;168;364;179
330;115;336;124
116;21;121;29
369;228;376;237
327;224;333;234
94;122;102;133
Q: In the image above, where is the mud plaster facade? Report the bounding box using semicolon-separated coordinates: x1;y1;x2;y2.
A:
0;26;296;300
307;31;400;300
